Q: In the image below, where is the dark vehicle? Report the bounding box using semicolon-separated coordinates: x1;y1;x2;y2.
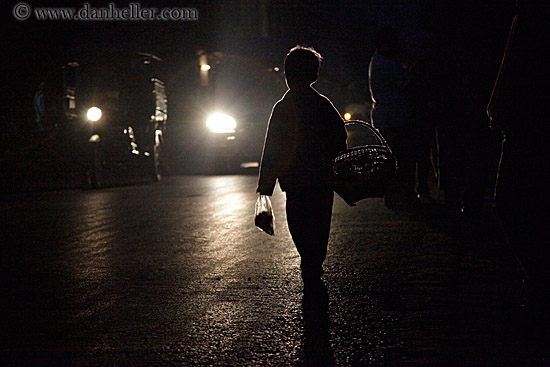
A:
169;52;286;174
6;51;167;190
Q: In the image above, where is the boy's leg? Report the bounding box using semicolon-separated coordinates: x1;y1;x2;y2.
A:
285;188;334;282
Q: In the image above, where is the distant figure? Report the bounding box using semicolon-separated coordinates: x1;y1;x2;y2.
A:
368;27;416;206
33;82;46;132
257;46;347;288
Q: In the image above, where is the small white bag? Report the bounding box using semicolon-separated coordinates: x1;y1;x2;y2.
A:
254;195;275;235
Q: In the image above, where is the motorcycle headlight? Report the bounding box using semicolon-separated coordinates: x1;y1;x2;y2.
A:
206;113;236;134
87;107;102;122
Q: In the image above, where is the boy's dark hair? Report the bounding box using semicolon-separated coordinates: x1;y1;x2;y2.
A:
284;45;322;86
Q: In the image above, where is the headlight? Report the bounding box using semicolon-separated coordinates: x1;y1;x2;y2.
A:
87;107;102;122
206;113;236;133
88;134;101;143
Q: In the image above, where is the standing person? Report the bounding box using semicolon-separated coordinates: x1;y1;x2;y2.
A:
368;27;416;206
257;46;347;288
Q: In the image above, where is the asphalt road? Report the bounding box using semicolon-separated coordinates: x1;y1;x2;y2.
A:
2;176;548;366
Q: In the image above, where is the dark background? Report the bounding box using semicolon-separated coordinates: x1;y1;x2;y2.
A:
5;0;516;134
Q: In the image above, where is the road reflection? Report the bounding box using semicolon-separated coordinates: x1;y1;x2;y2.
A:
198;176;254;278
62;190;120;322
68;190;116;282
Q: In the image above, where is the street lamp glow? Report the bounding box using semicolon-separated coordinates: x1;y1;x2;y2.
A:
344;112;352;121
87;107;102;122
200;64;211;71
206;113;237;133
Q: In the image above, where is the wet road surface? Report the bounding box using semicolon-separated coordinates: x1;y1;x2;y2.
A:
2;176;548;366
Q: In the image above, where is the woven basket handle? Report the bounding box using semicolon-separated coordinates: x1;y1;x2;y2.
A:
344;120;392;152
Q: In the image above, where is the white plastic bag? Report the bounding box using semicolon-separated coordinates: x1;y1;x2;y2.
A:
254;195;275;235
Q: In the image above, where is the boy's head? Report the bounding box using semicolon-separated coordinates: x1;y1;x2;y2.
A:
284;46;322;89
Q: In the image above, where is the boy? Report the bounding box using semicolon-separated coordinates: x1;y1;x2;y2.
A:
257;46;347;287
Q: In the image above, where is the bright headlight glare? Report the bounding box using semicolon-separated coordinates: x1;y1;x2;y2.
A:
206;113;236;133
87;107;102;122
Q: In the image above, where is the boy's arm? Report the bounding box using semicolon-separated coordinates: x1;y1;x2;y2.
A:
257;104;283;195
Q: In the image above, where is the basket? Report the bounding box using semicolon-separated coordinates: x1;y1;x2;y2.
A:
333;120;396;206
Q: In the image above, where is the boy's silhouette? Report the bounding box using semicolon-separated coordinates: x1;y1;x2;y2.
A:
257;46;347;287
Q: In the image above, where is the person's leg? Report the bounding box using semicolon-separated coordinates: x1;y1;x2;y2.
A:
286;188;334;282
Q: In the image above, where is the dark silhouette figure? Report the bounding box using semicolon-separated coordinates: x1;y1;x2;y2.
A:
257;46;347;286
368;27;416;206
488;1;550;311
